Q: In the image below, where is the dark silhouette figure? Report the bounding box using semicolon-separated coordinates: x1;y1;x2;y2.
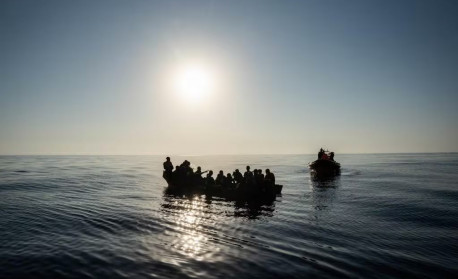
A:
244;166;253;185
233;169;244;184
216;170;225;185
194;166;207;185
172;166;179;180
256;169;265;192
265;169;275;193
330;152;335;161
318;148;324;159
195;166;208;177
225;173;235;188
163;157;173;181
180;160;193;177
206;171;215;187
322;152;329;160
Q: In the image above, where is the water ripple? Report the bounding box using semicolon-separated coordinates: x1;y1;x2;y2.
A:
1;154;458;278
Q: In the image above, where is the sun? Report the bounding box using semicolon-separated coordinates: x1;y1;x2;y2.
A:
173;64;215;104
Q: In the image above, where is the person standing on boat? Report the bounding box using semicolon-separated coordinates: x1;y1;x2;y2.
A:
330;152;335;161
163;157;173;182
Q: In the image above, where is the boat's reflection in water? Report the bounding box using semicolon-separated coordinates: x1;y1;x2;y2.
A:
309;174;341;213
160;188;279;260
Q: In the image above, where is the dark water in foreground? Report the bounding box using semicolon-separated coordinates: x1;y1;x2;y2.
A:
1;154;458;278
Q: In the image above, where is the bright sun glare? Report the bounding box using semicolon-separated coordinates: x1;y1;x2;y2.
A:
173;64;215;104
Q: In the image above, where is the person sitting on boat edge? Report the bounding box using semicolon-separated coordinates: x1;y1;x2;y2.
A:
163;157;174;181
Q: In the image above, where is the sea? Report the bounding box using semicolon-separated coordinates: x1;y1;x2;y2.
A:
1;154;458;278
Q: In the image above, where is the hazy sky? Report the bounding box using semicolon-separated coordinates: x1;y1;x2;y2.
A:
1;0;457;155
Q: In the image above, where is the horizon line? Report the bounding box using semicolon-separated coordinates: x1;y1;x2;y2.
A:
1;152;457;156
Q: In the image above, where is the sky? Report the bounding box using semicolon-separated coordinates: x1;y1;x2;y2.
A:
1;0;457;155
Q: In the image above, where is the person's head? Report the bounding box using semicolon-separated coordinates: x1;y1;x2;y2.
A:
227;173;232;178
266;169;270;174
197;166;201;171
246;166;250;171
208;170;213;176
219;170;223;175
259;169;263;174
166;157;170;161
235;169;239;173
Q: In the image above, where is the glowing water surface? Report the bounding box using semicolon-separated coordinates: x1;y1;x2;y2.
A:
1;154;458;278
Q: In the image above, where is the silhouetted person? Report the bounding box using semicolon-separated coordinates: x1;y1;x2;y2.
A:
265;169;275;185
216;170;225;185
225;173;235;188
256;169;265;191
322;152;329;160
163;157;173;181
252;169;256;180
233;169;243;184
330;152;335;161
244;166;253;185
206;171;215;187
194;166;207;185
318;148;324;159
195;166;208;177
171;166;180;183
179;160;193;179
177;164;186;181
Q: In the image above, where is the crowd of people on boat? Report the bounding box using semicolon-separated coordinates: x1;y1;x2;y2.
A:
163;157;276;192
317;148;335;161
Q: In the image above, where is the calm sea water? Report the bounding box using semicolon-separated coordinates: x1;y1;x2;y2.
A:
1;154;458;278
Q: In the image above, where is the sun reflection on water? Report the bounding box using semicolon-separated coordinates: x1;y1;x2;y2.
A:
160;189;279;263
169;196;211;259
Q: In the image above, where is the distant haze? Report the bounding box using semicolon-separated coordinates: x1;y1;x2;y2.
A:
1;0;457;155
